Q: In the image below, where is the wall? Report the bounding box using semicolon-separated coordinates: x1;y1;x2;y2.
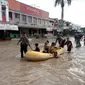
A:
8;0;20;11
8;0;49;18
41;11;49;18
0;0;9;22
21;3;49;18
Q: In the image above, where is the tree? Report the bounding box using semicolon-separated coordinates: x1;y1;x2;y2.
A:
54;0;72;31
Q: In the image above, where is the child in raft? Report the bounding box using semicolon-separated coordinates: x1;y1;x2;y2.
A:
46;40;49;45
43;40;50;53
34;43;40;52
43;41;59;57
65;38;73;53
49;42;58;57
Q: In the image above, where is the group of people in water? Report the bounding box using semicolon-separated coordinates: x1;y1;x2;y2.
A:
74;32;84;47
17;32;73;58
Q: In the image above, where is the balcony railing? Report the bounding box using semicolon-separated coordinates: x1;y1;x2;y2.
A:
9;18;20;25
9;18;53;28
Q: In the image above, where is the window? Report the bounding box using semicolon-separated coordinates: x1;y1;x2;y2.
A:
47;20;49;25
44;20;45;24
42;19;44;24
2;5;6;11
15;13;20;19
22;15;26;22
2;5;6;17
9;12;12;19
2;11;6;16
33;17;37;24
38;18;41;24
28;16;32;23
45;20;47;25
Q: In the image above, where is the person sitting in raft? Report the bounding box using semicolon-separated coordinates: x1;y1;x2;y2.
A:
49;42;55;52
34;43;40;52
43;40;50;53
45;40;50;48
43;42;49;53
49;42;58;57
46;40;49;45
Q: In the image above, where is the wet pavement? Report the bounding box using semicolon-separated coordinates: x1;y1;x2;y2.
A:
0;37;85;85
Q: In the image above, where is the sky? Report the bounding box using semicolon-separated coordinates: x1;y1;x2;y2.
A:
16;0;85;27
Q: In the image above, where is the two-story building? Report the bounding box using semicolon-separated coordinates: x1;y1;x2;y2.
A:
0;0;54;39
8;0;54;38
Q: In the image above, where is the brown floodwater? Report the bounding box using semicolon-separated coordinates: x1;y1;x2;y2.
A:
0;37;85;85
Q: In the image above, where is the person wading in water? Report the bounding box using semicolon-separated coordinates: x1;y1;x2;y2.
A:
17;33;32;58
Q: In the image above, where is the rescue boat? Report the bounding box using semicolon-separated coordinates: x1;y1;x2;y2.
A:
25;48;64;61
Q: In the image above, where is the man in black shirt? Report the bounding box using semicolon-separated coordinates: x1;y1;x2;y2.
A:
17;33;31;58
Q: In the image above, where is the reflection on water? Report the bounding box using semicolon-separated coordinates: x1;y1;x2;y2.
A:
0;38;85;85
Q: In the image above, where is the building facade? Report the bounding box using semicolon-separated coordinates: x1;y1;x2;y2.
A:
8;0;53;38
0;0;18;39
0;0;54;39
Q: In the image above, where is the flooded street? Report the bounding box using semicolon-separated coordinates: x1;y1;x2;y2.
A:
0;37;85;85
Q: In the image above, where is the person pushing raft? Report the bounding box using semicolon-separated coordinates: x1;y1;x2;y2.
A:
65;38;73;53
17;33;32;58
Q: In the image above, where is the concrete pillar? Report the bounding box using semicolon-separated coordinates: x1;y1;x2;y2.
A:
6;6;9;22
26;15;28;23
12;12;15;21
32;16;33;23
20;14;22;23
0;5;2;21
20;13;22;23
36;18;38;24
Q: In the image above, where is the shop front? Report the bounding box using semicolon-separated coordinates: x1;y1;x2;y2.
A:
0;24;18;40
19;27;47;38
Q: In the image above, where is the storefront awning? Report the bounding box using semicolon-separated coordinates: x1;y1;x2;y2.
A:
0;24;18;31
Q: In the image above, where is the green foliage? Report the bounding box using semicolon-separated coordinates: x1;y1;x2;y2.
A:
54;0;72;7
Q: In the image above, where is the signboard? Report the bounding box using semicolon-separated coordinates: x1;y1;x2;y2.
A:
21;3;49;18
0;24;18;30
